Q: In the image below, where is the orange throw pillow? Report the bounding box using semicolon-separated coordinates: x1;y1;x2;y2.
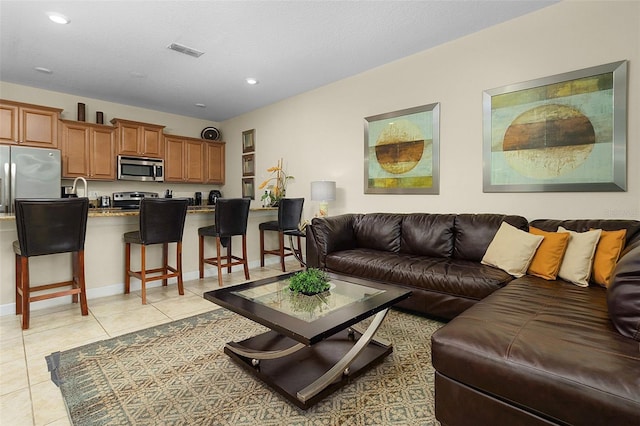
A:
527;226;570;280
591;229;626;287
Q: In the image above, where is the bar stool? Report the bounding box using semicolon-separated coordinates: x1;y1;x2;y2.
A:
198;198;251;287
124;198;188;304
13;198;90;330
259;198;305;272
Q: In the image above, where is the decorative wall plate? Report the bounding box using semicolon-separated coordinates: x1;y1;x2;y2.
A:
201;126;221;140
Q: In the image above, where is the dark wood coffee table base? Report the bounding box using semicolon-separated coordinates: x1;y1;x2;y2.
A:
224;327;392;410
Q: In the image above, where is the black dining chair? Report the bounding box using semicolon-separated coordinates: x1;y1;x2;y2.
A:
124;197;189;304
198;198;251;287
13;198;90;329
259;197;305;271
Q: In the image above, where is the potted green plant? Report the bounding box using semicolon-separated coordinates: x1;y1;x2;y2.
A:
288;268;331;296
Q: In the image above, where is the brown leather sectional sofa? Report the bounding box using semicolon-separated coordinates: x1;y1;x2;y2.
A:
306;213;640;425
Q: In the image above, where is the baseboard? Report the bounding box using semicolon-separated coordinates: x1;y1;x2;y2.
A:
0;258;282;317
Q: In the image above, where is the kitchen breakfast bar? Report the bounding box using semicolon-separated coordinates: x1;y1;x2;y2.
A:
0;206;278;316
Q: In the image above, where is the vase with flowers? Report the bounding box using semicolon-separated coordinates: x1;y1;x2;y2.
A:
259;158;294;207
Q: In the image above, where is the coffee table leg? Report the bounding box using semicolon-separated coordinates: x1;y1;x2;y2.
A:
296;308;390;403
226;340;306;365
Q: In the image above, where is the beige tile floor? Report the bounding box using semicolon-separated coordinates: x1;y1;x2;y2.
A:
0;261;302;426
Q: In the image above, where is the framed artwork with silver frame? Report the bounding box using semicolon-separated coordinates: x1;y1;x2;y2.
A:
242;178;254;200
364;102;440;194
483;60;627;192
242;129;255;153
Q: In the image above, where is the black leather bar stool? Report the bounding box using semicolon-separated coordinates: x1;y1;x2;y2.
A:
13;198;90;330
198;198;251;287
124;198;188;304
259;198;305;272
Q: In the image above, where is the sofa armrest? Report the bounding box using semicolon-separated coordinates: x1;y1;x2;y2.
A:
307;214;361;269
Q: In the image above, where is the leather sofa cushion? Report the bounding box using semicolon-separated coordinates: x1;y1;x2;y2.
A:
432;277;640;425
353;213;403;252
325;248;513;301
400;213;456;257
530;219;640;248
453;214;529;262
607;242;640;340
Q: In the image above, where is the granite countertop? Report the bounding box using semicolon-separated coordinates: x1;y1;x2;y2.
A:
0;206;276;221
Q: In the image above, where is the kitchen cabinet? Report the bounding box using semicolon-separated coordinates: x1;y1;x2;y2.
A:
60;120;116;180
165;136;206;182
205;141;225;184
110;118;165;158
0;100;62;148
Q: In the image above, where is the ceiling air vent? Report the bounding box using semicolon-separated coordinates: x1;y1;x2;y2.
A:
167;43;204;58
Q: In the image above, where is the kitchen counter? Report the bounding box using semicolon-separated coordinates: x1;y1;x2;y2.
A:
0;206;276;221
0;205;281;315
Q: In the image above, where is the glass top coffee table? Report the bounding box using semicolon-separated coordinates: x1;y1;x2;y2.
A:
204;272;411;409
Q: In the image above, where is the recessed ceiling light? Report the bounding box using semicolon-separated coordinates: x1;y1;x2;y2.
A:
34;67;53;74
47;12;70;25
195;103;206;108
245;78;259;85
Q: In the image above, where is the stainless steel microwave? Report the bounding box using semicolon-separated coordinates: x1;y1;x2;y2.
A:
117;155;164;182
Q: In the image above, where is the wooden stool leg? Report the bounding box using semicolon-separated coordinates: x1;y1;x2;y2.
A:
260;229;265;267
125;242;131;294
77;250;88;316
162;242;168;286
176;242;184;295
216;237;224;287
140;245;147;305
199;235;205;279
71;251;79;303
21;257;30;330
15;254;22;316
297;235;304;266
242;235;250;280
227;239;233;273
279;231;286;272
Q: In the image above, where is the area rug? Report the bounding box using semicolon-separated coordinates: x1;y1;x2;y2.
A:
46;308;444;425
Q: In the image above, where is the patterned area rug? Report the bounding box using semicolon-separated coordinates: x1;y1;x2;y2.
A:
46;308;444;425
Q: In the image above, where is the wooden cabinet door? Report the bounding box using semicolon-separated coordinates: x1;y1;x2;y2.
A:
61;121;90;178
141;127;164;157
20;106;59;148
184;139;205;182
90;126;116;180
164;137;184;182
0;103;18;144
117;122;140;155
205;142;225;184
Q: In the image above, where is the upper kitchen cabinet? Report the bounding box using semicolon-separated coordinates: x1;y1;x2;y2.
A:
165;136;206;183
60;120;116;180
0;100;62;148
110;118;165;158
205;141;225;184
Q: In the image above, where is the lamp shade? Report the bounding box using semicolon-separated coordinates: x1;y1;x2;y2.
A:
310;181;336;201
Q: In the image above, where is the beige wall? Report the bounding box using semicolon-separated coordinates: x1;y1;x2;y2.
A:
1;1;639;314
222;1;640;222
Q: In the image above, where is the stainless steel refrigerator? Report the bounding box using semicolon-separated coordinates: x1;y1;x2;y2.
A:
0;145;61;213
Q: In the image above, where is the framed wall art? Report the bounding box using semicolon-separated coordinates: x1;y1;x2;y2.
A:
483;60;627;192
242;154;255;177
242;129;255;153
364;102;440;194
242;178;254;200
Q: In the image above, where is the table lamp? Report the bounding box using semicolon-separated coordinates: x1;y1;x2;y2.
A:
311;181;336;217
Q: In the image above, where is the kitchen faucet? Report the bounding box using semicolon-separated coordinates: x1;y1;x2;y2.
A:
71;176;88;198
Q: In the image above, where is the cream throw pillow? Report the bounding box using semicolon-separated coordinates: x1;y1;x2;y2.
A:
557;227;602;287
482;222;543;277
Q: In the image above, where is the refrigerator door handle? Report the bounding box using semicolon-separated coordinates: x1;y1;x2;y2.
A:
2;162;8;213
10;162;16;213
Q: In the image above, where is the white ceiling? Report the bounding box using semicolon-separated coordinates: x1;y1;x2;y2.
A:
0;1;556;122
